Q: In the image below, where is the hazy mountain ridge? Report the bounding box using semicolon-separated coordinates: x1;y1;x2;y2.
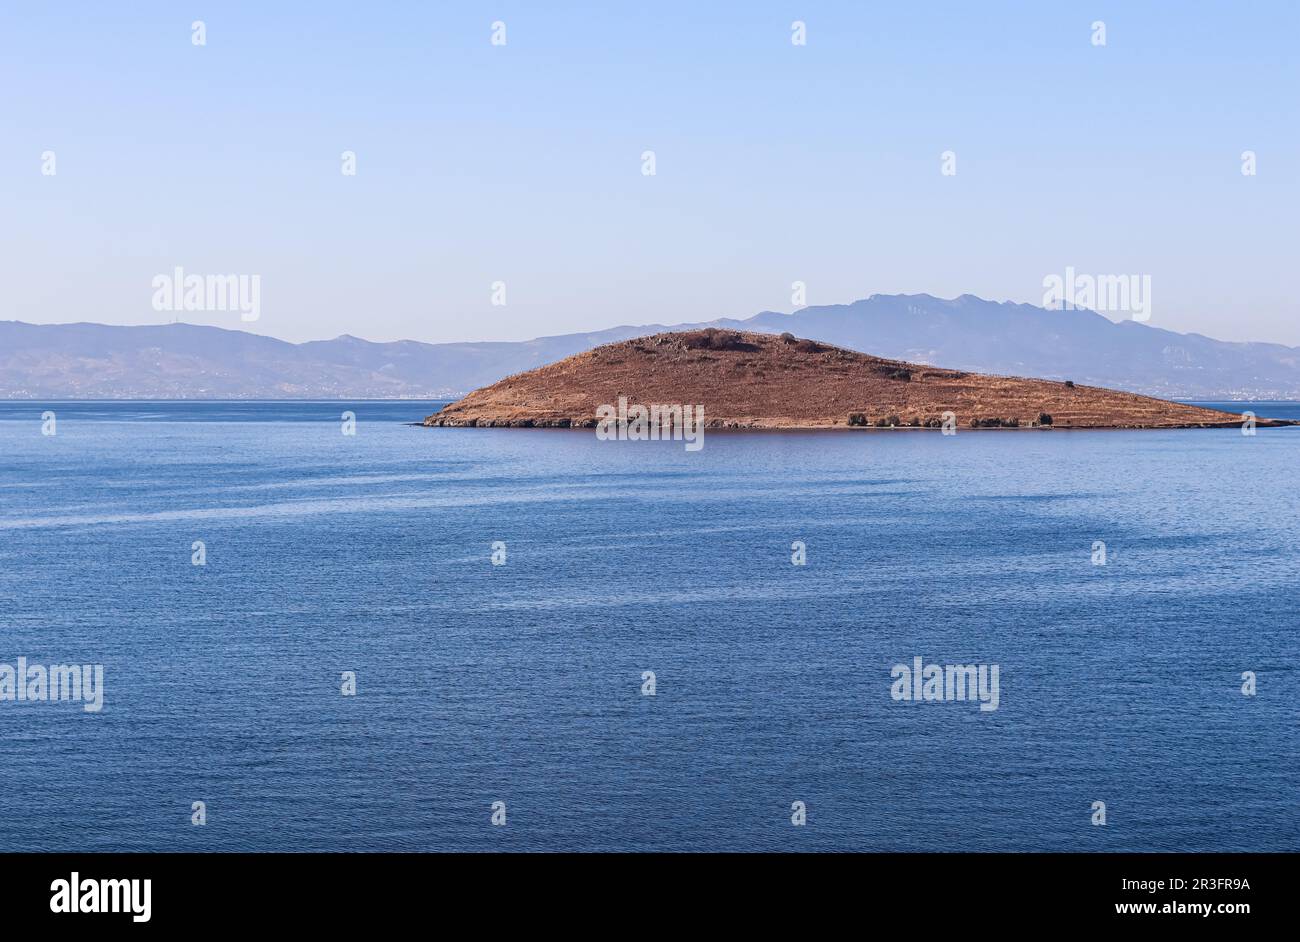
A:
3;294;1299;399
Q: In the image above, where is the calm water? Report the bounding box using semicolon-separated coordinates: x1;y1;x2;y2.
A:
1;400;1297;852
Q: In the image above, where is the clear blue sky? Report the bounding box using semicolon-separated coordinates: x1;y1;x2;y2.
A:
2;1;1296;345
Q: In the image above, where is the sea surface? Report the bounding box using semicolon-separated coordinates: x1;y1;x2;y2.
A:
0;400;1297;852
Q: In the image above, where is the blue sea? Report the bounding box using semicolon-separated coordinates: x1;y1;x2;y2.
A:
1;400;1297;852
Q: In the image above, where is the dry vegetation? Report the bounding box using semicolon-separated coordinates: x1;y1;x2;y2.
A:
424;329;1285;430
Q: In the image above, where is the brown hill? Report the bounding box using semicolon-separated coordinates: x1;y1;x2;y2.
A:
423;329;1285;430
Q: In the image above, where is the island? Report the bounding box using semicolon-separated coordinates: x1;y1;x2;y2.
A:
423;329;1292;430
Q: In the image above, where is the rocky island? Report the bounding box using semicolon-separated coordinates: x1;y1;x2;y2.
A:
423;329;1290;430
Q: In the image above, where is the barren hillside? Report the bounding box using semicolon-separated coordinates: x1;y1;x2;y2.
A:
424;329;1285;430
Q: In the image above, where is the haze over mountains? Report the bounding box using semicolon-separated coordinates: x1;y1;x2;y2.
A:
4;294;1298;400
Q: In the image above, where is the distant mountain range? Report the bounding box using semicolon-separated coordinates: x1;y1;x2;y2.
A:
4;294;1299;400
